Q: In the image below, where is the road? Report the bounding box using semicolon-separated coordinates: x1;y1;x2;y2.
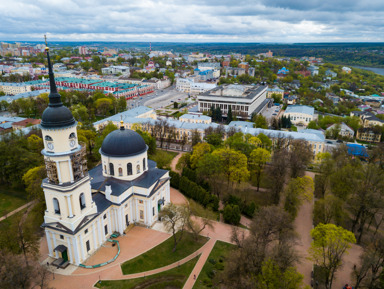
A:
126;86;189;110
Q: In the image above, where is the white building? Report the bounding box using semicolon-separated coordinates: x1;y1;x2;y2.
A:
326;122;354;138
179;114;211;124
41;49;170;268
176;78;216;95
0;82;31;95
197;84;268;119
342;67;352;74
284;105;315;126
102;66;130;76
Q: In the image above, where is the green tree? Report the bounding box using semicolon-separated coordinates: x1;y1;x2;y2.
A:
22;166;46;202
223;204;241;225
227;106;233;124
253;114;268;129
196;153;224;197
190;142;211;169
249;148;271;191
308;223;356;289
284;176;314;219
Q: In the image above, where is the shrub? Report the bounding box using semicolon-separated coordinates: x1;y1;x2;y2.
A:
223;204;241;225
169;170;180;189
214;262;224;271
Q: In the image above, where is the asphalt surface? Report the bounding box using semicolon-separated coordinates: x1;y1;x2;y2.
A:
143;86;189;109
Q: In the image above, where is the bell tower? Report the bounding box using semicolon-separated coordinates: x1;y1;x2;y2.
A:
41;37;96;233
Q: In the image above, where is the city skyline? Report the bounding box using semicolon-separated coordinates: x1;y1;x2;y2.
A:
1;0;384;42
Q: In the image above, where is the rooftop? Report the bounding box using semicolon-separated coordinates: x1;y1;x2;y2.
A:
285;105;314;116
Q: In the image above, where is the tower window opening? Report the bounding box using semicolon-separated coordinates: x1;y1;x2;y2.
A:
109;163;114;176
118;167;123;176
53;198;60;214
143;158;146;171
80;193;86;210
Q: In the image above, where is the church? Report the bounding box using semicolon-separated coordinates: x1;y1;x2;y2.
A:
40;44;170;266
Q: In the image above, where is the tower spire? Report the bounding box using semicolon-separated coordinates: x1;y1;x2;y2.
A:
44;35;62;107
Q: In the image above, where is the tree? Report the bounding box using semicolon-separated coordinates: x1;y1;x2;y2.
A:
249;148;271;191
186;207;214;241
196;153;224;197
190;142;211;169
191;129;201;147
253;114;268;129
222;206;299;289
223;204;241;225
284;176;314;219
266;148;289;204
71;104;89;123
289;140;313;178
313;194;345;226
22;166;46;202
159;204;189;252
212;148;249;189
95;98;113;116
257;133;272;150
308;223;356;289
227;106;233;124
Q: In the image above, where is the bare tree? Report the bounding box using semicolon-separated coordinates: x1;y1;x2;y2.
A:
266;148;289;204
288;140;313;178
160;204;189;252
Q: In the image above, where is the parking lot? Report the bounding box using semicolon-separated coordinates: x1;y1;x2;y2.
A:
143;87;189;109
262;104;282;120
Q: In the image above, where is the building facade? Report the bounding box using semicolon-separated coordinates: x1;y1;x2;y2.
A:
41;46;170;267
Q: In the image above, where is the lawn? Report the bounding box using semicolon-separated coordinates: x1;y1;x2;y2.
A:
0;186;28;217
189;199;220;222
193;241;235;289
149;150;178;170
121;231;208;275
97;256;199;289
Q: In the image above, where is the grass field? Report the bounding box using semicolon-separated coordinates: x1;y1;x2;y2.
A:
97;256;199;289
189;199;220;221
149;150;178;170
193;241;235;289
121;231;208;275
0;186;28;217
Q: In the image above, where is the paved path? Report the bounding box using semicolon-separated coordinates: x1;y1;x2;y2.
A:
183;239;216;289
170;151;185;173
0;200;35;222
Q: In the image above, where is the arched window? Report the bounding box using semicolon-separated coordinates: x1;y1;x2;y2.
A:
118;167;123;176
109;163;114;176
79;193;86;210
45;135;53;141
69;132;76;139
53;198;60;214
137;164;140;174
127;163;132;175
143;158;146;171
104;165;107;173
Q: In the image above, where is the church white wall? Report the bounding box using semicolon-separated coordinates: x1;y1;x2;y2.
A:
42;125;79;154
101;150;148;181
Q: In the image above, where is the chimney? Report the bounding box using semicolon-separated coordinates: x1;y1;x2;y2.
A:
105;185;112;200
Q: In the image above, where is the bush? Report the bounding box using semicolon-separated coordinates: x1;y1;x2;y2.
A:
224;194;257;218
169;170;180;189
208;258;217;265
214;262;224;271
223;204;241;225
203;278;213;287
178;176;218;211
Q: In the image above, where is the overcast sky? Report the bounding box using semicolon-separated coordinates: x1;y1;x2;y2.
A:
1;0;383;42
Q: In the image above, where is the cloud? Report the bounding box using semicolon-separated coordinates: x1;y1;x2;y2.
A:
0;0;383;42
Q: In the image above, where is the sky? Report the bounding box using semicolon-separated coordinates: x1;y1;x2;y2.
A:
0;0;384;42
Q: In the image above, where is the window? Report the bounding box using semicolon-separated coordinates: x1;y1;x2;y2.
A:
104;225;108;235
140;210;144;219
139;200;143;204
127;163;132;175
118;167;123;176
69;132;76;139
45;135;53;141
153;207;155;216
109;163;114;176
143;158;146;171
79;193;86;210
104;165;107;173
137;164;140;174
86;240;90;252
60;235;64;240
53;198;60;214
84;229;88;234
103;214;107;219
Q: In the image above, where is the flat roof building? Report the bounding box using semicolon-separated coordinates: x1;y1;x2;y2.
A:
197;84;268;119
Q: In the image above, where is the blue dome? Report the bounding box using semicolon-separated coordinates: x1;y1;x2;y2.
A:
100;128;147;157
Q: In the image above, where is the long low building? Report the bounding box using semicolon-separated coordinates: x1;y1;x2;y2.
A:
197;84;268;119
94;106;325;156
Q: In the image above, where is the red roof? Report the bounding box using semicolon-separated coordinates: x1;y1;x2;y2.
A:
12;118;41;127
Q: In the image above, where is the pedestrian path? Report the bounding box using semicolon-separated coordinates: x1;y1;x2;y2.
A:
183;238;216;289
0;200;35;222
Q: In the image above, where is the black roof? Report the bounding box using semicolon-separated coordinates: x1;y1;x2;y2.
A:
89;160;168;197
40;45;76;129
100;127;147;157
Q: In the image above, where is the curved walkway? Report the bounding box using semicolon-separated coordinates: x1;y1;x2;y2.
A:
170;151;185;173
0;200;35;222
